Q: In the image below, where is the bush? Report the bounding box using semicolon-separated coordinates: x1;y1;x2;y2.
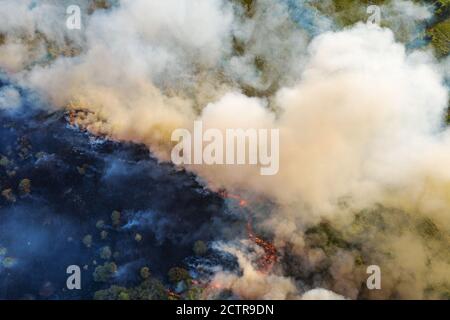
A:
1;189;16;202
99;246;112;260
19;179;31;194
111;210;121;227
130;279;168;300
96;220;105;229
93;262;117;282
140;267;151;279
82;234;93;248
168;267;191;284
94;285;128;300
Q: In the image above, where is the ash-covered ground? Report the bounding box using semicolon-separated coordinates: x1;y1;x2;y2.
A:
0;78;243;300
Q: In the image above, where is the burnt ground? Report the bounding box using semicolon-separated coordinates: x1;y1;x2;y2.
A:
0;79;235;299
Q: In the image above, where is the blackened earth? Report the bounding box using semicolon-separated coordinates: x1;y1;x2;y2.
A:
0;79;240;299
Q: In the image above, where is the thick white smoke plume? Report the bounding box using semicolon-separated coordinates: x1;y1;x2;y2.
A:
196;23;449;224
0;0;449;299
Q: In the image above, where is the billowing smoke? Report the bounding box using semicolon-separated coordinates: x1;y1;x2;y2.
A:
196;23;450;299
208;241;301;300
0;0;449;299
0;85;21;110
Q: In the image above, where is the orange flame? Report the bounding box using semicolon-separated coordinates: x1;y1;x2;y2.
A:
219;190;278;274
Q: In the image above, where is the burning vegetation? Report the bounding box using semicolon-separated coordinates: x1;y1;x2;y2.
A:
219;191;278;274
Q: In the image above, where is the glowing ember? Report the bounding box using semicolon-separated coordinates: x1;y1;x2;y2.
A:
219;191;278;273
